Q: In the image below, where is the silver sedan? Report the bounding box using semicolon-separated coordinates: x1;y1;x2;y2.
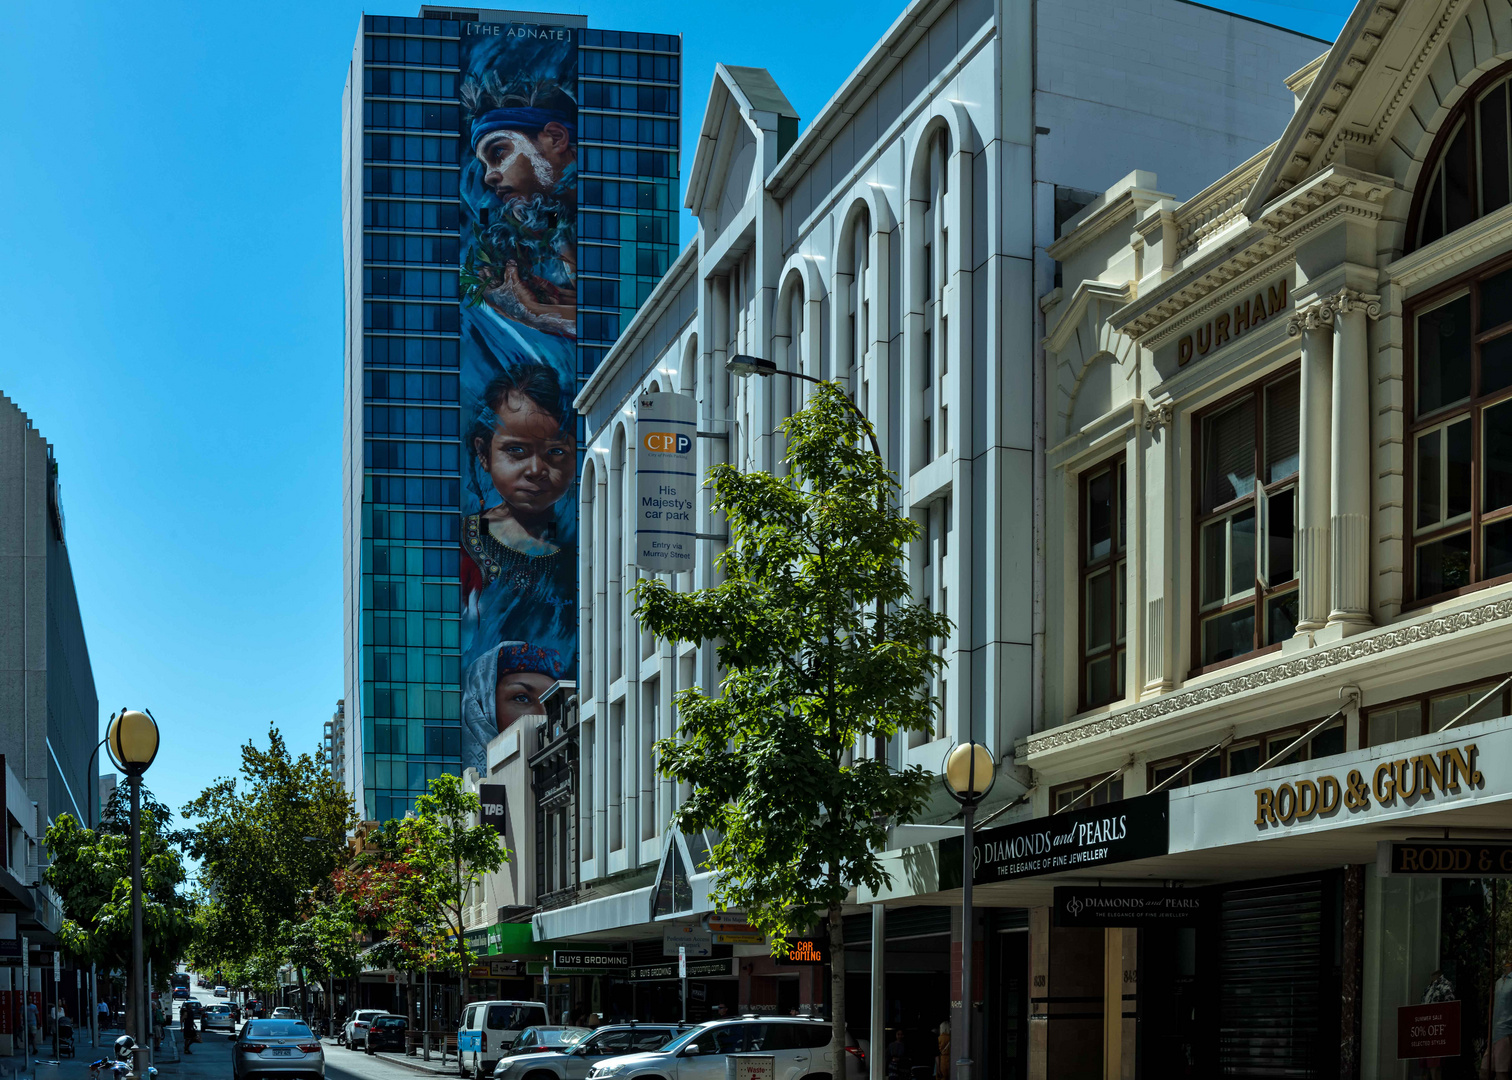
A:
203;1005;236;1032
233;1019;326;1080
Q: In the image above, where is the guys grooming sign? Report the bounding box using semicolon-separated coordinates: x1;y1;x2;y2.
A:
635;392;698;572
457;22;579;775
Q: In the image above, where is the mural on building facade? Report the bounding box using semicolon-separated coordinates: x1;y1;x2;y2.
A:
457;22;578;773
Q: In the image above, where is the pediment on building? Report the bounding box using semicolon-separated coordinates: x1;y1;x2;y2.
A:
685;64;797;234
1245;0;1512;220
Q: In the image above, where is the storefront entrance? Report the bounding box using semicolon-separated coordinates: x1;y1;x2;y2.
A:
1364;869;1512;1078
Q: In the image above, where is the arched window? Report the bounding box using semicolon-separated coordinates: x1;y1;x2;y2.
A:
1411;64;1512;250
919;126;950;466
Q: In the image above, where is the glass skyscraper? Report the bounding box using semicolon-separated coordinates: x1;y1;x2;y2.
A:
342;8;681;822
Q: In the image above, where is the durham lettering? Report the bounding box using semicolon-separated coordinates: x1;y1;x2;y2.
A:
1267;278;1289;315
1178;336;1194;365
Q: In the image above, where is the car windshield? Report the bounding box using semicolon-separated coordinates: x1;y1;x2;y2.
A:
533;1028;590;1046
247;1021;312;1039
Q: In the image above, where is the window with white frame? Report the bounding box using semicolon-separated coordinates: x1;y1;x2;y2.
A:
1080;457;1126;710
1194;370;1300;667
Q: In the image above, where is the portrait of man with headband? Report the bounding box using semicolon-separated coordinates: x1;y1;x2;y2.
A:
459;71;578;338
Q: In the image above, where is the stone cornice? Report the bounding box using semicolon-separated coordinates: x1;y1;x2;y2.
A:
1112;234;1290;345
1242;1;1403;217
1022;592;1512;762
1383;200;1512;291
1255;165;1395;244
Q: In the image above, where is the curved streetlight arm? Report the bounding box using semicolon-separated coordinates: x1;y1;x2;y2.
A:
726;355;884;462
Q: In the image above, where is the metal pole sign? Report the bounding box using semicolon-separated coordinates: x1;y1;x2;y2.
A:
679;946;686;1024
635;392;698;572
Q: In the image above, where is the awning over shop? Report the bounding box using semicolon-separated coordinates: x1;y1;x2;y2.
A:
864;713;1512;909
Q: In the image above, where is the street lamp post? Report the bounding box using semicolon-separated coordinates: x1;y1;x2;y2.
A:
943;742;996;1080
105;709;160;1079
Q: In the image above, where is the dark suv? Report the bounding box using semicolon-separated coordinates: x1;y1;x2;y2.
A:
366;1016;408;1054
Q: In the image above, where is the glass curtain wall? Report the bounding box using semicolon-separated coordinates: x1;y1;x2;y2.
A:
355;16;680;822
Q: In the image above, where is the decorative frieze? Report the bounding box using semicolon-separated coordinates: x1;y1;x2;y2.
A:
1024;595;1512;759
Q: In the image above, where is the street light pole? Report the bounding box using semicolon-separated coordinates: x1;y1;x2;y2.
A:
943;743;996;1080
106;709;160;1080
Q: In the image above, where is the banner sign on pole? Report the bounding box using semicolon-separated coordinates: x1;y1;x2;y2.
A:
678;946;686;980
635;393;698;572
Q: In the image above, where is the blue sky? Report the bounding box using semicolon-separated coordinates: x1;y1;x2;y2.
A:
0;0;1352;820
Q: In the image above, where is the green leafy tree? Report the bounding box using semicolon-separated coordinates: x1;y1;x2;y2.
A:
633;381;949;1049
181;726;357;976
44;786;196;1039
391;775;506;999
281;901;362;1017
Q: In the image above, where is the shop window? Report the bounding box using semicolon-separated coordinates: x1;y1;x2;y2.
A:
1194;371;1300;668
1409;263;1512;602
1051;773;1124;811
1080;457;1127;710
1362;678;1511;747
1410;63;1512;251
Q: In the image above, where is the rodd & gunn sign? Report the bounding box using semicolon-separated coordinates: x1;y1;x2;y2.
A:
940;791;1169;887
1254;741;1484;829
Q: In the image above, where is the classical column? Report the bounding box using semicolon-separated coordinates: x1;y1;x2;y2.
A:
1141;401;1174;693
1287;303;1335;633
1328;287;1382;630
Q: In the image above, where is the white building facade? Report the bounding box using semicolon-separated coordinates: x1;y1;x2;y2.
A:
1023;0;1512;1074
544;0;1324;1069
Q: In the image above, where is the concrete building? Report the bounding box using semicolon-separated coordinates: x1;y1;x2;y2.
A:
547;0;1324;1061
340;7;682;823
324;700;346;788
0;392;99;1052
1022;0;1512;1072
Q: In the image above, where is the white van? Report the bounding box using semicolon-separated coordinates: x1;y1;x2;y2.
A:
458;1000;549;1079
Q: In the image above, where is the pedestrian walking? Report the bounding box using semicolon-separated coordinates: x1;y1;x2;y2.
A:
179;1001;197;1054
26;999;40;1053
97;998;109;1032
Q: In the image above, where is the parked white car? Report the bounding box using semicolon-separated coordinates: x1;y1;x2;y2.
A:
342;1009;388;1049
584;1018;866;1080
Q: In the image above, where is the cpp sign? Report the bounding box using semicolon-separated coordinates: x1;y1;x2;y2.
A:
643;430;693;455
635;393;698;573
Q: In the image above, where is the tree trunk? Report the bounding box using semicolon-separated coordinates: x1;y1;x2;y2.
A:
298;968;308;1022
828;904;846;1057
455;852;469;1005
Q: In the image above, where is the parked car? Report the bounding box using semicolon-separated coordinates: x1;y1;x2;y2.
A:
365;1015;407;1054
203;1004;235;1032
582;1018;866;1080
342;1009;389;1050
493;1024;681;1080
233;1019;325;1080
458;1001;550;1079
214;986;229;998
272;1008;299;1020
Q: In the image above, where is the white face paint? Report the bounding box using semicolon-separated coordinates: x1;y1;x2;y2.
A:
476;129;556;200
